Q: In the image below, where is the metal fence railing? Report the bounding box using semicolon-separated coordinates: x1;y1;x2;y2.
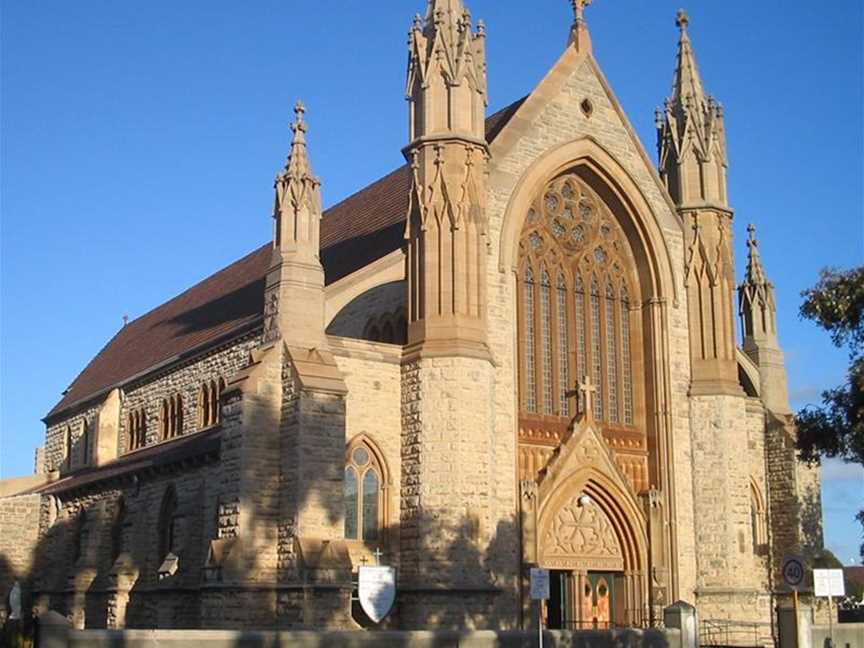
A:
700;618;773;648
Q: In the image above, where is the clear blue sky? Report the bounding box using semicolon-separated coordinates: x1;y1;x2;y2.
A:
2;2;862;563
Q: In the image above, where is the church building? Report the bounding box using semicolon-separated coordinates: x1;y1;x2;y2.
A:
2;0;822;637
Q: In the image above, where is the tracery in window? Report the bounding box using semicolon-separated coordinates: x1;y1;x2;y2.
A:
199;378;226;428
128;407;147;451
161;394;184;440
517;173;638;430
343;438;386;543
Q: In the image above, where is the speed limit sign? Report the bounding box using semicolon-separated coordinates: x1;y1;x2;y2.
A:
782;555;805;590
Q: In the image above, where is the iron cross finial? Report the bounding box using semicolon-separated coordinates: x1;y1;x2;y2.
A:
747;223;758;249
676;9;690;31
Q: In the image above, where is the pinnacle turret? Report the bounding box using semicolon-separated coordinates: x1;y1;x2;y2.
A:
738;224;791;413
739;224;777;345
657;10;728;208
273;101;322;255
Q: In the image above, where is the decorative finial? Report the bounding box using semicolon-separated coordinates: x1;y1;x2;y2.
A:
571;0;594;24
122;314;129;327
292;100;307;140
676;9;689;31
747;223;759;251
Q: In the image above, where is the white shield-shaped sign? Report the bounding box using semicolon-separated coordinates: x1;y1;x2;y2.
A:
358;565;396;624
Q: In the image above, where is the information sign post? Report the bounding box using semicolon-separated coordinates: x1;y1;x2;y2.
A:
782;555;806;642
530;568;550;648
814;568;845;648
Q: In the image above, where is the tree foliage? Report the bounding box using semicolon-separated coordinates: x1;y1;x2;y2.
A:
795;266;864;561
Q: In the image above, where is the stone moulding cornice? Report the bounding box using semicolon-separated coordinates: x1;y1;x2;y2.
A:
400;341;496;366
402;133;489;155
285;344;348;395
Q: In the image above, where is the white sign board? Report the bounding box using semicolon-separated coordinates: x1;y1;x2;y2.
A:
813;569;845;597
358;566;396;623
782;555;806;590
530;568;550;600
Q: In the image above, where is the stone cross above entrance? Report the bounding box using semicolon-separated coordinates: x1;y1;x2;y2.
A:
578;375;597;419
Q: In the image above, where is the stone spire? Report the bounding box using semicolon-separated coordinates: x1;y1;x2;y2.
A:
263;101;326;348
738;225;791;413
659;11;739;395
658;9;728;208
404;0;489;356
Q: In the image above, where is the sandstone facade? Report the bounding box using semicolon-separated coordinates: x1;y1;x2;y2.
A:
0;1;821;643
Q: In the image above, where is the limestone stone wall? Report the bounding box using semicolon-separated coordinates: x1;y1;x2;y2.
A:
399;356;519;629
44;332;259;474
0;493;42;622
331;338;403;564
31;463;217;630
118;333;260;453
327;282;406;340
45;403;102;474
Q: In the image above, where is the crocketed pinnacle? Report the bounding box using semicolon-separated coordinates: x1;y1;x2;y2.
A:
744;224;769;288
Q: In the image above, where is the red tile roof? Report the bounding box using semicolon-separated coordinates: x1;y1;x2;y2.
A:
46;98;526;419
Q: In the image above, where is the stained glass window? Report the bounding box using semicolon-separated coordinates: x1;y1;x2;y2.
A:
344;467;358;540
524;267;537;413
516;172;639;432
606;284;619;424
362;470;380;542
541;271;553;415
557;274;570;416
590;279;603;421
345;441;384;543
621;287;633;425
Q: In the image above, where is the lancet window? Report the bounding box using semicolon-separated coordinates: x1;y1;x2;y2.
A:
344;438;386;543
199;377;226;428
517;173;639;429
127;407;147;451
160;394;184;440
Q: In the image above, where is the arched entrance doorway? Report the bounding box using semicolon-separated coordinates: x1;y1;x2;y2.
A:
521;422;649;629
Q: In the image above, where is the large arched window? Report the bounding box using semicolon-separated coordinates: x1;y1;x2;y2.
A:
343;438;386;543
518;173;641;435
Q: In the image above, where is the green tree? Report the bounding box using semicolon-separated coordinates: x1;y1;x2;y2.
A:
795;266;864;562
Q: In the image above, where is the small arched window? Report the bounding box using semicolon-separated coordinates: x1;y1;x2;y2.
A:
200;378;226;428
161;394;184;440
343;439;386;543
750;480;767;554
127;407;147;451
159;486;179;559
80;420;91;466
64;425;73;470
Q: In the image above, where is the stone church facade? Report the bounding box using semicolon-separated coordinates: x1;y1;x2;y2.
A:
1;0;822;638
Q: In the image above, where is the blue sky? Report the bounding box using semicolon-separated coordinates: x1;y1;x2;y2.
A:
2;2;862;563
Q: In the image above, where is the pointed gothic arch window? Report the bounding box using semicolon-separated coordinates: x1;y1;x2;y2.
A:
158;486;179;559
199;378;226;428
161;394;184;440
517;173;640;434
128;407;147;452
112;497;126;561
80;419;91;466
343;437;387;543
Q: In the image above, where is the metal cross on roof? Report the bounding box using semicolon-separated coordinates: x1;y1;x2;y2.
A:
373;547;385;565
